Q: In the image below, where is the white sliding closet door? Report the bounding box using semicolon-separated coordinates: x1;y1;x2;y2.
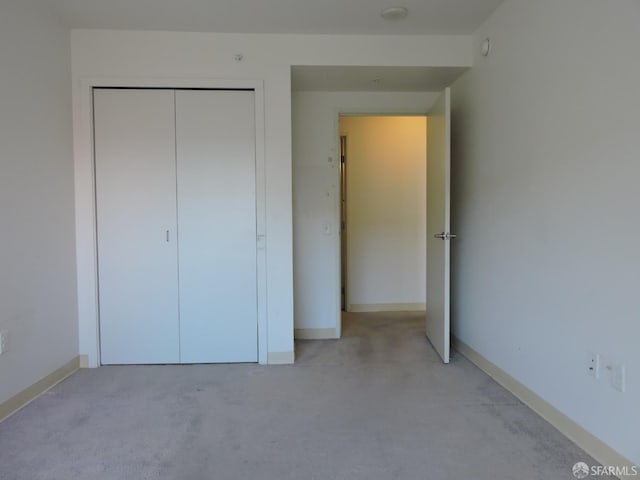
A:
94;89;180;365
175;90;258;363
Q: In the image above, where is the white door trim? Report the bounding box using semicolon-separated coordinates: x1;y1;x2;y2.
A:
74;77;267;367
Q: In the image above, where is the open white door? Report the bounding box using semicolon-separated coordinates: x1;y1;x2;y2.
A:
426;88;453;364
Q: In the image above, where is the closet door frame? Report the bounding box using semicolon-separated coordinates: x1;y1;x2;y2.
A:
77;78;267;366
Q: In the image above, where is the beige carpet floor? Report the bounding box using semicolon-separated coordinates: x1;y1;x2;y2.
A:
0;312;600;479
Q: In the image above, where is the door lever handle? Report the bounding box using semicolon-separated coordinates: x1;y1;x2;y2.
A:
434;232;457;240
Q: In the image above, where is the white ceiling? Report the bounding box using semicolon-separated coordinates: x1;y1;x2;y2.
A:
292;66;467;92
42;0;503;35
43;1;494;92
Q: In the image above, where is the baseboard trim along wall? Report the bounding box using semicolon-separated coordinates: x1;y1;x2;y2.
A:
452;337;635;472
348;303;426;313
294;328;338;340
0;356;80;423
79;354;89;368
267;351;295;365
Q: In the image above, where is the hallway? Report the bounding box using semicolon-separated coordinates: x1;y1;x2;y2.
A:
0;312;597;479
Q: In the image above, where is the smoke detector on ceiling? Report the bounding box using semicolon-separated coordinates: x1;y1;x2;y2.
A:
381;7;408;20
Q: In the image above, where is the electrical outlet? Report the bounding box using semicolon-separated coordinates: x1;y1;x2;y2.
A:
610;364;626;393
588;353;600;378
0;330;7;355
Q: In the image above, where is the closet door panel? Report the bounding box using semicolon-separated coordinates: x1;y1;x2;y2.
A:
176;90;258;363
94;89;180;364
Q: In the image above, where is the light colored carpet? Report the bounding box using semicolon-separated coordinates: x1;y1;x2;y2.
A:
0;312;599;479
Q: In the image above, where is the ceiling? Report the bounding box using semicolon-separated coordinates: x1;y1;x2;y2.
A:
292;66;467;92
42;0;503;35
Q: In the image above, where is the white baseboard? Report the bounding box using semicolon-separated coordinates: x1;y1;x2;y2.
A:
452;337;636;472
267;351;295;365
79;354;89;368
348;303;426;313
294;328;338;340
0;356;80;423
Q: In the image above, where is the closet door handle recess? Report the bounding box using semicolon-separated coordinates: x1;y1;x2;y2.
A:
166;230;170;242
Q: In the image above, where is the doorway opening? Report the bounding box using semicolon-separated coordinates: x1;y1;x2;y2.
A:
338;115;427;323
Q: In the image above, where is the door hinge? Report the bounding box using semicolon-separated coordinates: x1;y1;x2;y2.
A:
434;232;457;240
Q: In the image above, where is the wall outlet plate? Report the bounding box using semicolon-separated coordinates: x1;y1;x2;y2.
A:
0;330;7;355
588;353;600;378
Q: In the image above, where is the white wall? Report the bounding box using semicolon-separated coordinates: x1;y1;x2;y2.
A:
340;116;426;310
71;30;470;361
292;92;439;334
0;1;77;404
451;0;640;464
